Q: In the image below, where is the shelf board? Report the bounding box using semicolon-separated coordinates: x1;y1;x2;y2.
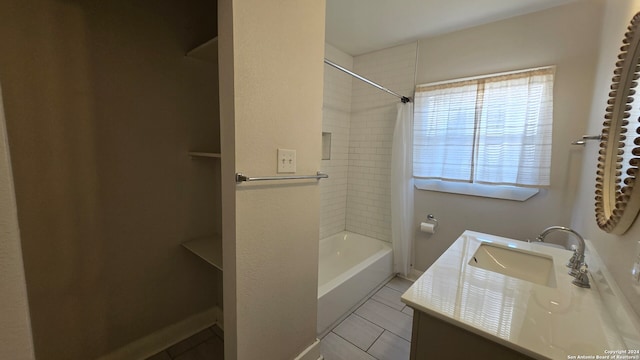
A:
188;152;221;159
186;37;218;63
182;236;222;271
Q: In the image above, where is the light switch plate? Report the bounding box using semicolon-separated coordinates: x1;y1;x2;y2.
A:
277;149;296;173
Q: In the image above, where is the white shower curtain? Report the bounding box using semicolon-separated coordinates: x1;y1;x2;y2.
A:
391;102;414;277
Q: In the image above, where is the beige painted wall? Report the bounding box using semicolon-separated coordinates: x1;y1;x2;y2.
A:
219;0;325;359
0;1;221;358
572;0;640;317
413;0;603;271
0;87;35;359
218;0;237;358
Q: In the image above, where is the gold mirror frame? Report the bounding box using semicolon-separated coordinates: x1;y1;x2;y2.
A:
596;12;640;235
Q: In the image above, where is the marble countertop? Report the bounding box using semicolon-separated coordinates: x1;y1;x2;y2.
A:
401;231;640;360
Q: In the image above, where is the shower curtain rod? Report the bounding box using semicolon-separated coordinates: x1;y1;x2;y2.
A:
323;59;412;103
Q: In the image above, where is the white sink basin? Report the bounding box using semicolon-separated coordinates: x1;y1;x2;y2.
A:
402;231;640;359
469;243;557;287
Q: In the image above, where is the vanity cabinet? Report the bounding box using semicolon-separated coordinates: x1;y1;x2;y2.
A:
409;309;534;360
402;231;640;360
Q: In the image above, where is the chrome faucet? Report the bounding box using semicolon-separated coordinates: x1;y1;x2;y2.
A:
535;226;590;288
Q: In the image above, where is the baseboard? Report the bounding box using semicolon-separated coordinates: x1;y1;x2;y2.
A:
96;306;222;360
294;338;321;360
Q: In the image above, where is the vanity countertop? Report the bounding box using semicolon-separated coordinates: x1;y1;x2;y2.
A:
401;230;640;360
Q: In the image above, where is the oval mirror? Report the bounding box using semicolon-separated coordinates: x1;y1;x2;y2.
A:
596;11;640;234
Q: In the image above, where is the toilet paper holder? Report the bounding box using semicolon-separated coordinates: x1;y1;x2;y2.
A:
420;214;439;234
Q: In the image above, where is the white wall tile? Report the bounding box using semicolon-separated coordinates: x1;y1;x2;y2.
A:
322;42;417;242
346;43;417;242
320;44;353;239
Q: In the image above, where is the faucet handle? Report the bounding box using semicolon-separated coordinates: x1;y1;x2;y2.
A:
567;249;579;268
567;249;585;268
568;250;587;277
571;264;591;288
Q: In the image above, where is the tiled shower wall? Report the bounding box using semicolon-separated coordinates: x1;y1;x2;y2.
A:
320;44;353;239
320;42;417;242
346;43;418;242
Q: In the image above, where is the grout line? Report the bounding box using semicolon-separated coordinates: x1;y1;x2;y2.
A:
383;284;404;294
351;312;384;333
366;329;385;353
329;285;390;357
368;297;413;319
361;298;413;342
324;277;412;358
375;285;409;310
330;330;377;358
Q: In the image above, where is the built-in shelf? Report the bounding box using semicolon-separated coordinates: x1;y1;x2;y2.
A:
188;151;221;159
186;37;218;63
184;36;221;272
182;235;222;271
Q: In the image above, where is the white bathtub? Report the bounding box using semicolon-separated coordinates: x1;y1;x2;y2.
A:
317;231;393;335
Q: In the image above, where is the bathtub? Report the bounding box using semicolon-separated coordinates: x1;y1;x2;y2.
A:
317;231;393;335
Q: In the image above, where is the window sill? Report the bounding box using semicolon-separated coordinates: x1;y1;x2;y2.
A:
414;179;539;201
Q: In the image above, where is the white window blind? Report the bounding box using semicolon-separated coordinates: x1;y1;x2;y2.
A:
413;67;554;187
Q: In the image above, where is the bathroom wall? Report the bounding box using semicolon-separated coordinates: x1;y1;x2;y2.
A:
320;44;353;240
572;0;640;317
219;0;325;359
320;42;418;243
412;0;603;271
346;43;418;242
0;1;221;359
0;87;35;359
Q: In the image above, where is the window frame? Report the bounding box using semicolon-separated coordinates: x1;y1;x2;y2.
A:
412;66;555;201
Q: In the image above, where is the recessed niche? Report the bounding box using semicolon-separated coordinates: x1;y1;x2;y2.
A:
322;132;331;160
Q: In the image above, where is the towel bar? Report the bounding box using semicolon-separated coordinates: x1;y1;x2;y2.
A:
235;172;328;183
571;134;602;145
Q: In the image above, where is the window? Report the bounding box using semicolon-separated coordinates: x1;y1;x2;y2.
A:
413;67;554;198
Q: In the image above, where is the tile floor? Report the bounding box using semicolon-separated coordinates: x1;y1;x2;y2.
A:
320;276;415;360
146;325;224;360
146;276;414;360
